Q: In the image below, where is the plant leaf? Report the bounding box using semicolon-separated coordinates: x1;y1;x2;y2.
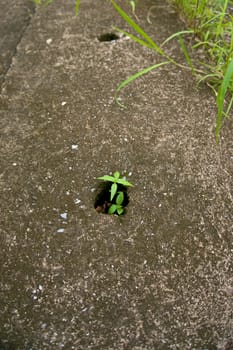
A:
115;62;170;100
117;207;124;215
108;204;117;214
116;191;124;205
75;0;81;14
110;183;118;201
216;58;233;142
178;35;195;73
113;171;120;179
97;175;115;182
116;178;134;187
161;30;194;47
110;0;164;55
113;27;156;50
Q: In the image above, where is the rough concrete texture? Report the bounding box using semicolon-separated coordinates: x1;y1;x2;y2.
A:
0;0;233;349
0;0;35;86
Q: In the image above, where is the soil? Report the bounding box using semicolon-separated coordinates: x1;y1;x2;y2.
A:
0;0;232;349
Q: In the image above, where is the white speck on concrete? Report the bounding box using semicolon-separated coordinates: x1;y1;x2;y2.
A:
46;38;52;45
71;144;78;150
60;213;68;220
57;228;65;233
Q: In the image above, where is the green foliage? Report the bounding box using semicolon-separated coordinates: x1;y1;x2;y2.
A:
97;171;133;216
115;62;170;107
171;0;233;141
216;58;233;141
110;0;233;141
108;191;125;215
98;171;133;201
33;0;232;140
75;0;81;14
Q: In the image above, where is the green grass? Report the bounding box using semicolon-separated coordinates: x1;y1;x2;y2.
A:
170;0;233;141
111;0;233;142
33;0;233;142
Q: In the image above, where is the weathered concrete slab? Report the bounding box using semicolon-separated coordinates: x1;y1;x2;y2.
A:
0;0;232;349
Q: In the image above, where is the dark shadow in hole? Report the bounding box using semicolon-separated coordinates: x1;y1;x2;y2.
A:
98;32;120;42
94;181;129;214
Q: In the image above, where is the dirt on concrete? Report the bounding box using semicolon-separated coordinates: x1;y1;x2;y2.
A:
0;0;233;349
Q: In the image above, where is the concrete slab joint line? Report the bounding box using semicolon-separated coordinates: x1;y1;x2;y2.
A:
0;0;232;349
0;0;36;89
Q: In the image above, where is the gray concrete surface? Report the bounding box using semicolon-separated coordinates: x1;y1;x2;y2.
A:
0;0;233;349
0;0;35;86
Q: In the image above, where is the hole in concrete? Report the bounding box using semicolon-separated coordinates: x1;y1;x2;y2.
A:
98;32;120;42
94;182;129;215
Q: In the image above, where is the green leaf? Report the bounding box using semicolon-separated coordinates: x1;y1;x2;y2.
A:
115;62;170;101
113;27;156;51
110;183;118;201
116;191;124;205
115;178;134;187
113;171;120;179
108;204;117;214
97;175;115;182
178;35;195;74
161;30;194;47
110;0;164;55
75;0;81;14
216;58;233;142
130;0;135;13
117;207;124;215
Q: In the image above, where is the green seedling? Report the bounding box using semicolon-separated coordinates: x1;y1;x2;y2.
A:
98;171;133;201
108;191;125;215
97;171;133;215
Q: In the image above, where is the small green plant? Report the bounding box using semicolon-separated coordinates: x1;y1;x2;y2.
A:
108;190;125;215
97;171;133;215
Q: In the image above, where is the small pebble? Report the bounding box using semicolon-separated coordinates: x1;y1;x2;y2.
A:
60;213;67;220
57;228;65;233
71;144;78;150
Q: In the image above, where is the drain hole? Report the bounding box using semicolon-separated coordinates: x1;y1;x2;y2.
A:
98;32;120;42
94;182;129;215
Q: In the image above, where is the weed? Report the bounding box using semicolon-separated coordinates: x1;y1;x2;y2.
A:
33;0;233;141
110;0;232;141
97;171;133;215
170;0;233;141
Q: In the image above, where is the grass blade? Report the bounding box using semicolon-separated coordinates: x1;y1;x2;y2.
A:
115;61;170;104
161;30;194;47
178;35;195;73
113;27;155;50
216;58;233;142
110;0;164;55
75;0;81;15
225;94;233;117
